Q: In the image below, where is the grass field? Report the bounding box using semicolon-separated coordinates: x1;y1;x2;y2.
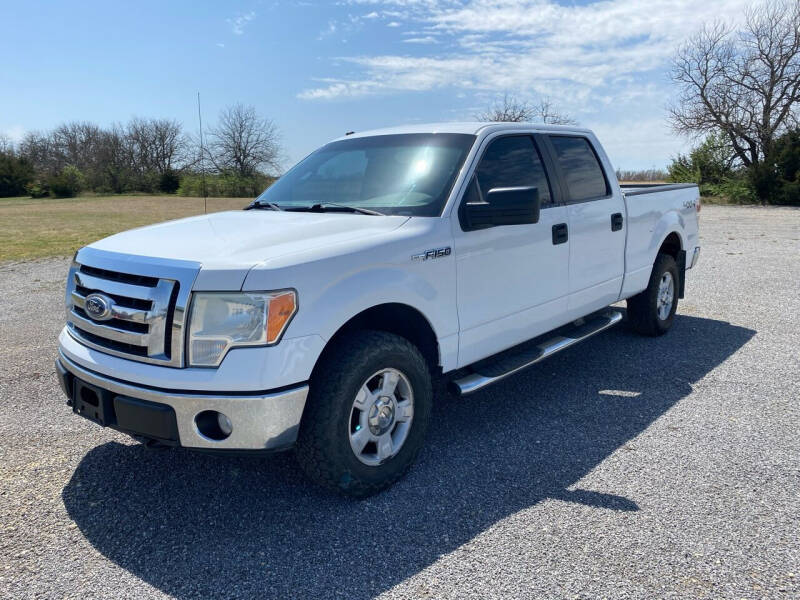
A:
0;195;250;262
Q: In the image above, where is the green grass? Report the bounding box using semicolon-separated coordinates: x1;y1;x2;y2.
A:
0;195;251;263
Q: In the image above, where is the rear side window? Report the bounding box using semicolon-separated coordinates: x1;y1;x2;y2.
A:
549;136;609;202
474;136;552;205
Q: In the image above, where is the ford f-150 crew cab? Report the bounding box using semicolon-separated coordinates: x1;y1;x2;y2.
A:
55;122;701;497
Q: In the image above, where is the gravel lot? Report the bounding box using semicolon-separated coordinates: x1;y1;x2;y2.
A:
1;205;798;599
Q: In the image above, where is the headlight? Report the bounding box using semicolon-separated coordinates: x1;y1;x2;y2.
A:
188;290;297;367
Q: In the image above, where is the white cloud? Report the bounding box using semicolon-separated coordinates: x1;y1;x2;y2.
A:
319;12;377;40
403;36;438;43
304;0;767;167
318;20;338;39
299;0;759;101
227;11;256;35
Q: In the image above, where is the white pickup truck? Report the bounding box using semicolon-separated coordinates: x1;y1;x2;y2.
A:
56;122;700;496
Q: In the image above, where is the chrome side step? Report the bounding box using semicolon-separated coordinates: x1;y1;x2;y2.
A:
453;309;624;395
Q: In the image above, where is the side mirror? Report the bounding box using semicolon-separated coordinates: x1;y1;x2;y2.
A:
464;186;540;230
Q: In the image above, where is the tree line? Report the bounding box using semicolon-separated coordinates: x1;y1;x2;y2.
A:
666;0;800;204
0;103;280;198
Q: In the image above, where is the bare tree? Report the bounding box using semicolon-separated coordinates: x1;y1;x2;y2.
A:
476;93;577;125
534;98;578;125
51;122;103;169
127;118;188;175
476;93;532;122
97;124;135;193
19;131;57;175
669;0;800;169
207;104;281;176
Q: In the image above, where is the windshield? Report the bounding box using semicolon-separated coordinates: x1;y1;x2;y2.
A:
255;133;475;216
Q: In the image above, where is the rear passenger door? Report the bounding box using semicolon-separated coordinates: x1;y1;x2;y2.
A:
453;134;570;367
545;134;625;319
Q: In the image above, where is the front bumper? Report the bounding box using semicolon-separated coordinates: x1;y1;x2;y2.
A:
56;352;308;451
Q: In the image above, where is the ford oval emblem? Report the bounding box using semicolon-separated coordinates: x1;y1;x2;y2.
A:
84;293;113;321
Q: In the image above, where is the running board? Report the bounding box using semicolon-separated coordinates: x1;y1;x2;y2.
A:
453;309;624;395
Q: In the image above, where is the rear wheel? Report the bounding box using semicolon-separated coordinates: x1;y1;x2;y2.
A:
627;253;679;336
295;330;432;498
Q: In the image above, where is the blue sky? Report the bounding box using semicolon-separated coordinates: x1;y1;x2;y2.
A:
1;0;758;170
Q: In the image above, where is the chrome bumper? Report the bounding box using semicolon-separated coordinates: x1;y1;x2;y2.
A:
56;352;308;451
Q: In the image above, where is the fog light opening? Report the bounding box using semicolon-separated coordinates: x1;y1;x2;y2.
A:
194;410;233;441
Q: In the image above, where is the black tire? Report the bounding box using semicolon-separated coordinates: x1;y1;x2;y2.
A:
295;330;432;498
626;253;679;336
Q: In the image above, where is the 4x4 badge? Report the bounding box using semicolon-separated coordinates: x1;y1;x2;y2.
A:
412;247;451;261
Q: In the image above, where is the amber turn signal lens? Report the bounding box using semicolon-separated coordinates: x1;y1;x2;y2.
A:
267;291;297;343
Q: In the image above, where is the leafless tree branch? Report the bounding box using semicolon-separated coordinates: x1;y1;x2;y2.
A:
207;104;282;177
475;93;577;125
668;0;800;167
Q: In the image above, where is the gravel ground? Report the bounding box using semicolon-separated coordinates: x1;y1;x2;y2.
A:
1;205;798;599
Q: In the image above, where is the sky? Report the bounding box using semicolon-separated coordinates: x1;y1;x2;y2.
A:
0;0;761;171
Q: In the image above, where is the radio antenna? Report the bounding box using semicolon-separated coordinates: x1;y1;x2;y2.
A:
197;91;208;214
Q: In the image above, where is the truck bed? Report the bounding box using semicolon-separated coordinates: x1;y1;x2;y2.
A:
620;183;698;196
618;182;700;300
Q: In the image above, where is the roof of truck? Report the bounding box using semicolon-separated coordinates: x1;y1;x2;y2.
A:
333;121;593;141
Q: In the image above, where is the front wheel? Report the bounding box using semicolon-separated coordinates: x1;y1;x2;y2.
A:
295;330;432;498
626;253;679;336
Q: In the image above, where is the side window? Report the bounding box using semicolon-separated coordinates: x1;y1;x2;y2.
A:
473;136;552;206
548;136;609;202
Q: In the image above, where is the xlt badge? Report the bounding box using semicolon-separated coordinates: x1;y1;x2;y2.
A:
412;247;451;261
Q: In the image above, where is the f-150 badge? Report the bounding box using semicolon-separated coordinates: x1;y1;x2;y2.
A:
412;247;451;261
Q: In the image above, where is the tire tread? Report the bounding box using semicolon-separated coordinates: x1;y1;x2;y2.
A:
295;330;431;498
626;253;678;336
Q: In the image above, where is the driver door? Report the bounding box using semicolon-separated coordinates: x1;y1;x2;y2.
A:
453;134;570;367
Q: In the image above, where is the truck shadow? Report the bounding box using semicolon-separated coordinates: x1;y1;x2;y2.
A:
62;314;754;599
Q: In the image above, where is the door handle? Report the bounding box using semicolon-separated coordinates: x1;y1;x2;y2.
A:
611;212;624;231
552;223;568;245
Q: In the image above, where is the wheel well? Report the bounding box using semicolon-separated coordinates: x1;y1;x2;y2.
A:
659;232;682;259
658;231;686;298
319;303;440;372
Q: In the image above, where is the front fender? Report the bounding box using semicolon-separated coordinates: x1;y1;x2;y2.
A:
299;261;459;370
242;217;459;372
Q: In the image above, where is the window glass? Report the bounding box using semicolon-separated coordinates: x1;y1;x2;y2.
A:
548;136;609;201
256;133;475;217
474;136;552;205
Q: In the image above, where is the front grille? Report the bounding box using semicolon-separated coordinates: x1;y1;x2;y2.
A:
78;264;160;287
73;327;150;357
66;264;179;365
72;306;149;333
75;283;152;311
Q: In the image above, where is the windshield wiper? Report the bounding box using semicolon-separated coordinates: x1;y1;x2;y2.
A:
300;202;385;216
244;201;283;211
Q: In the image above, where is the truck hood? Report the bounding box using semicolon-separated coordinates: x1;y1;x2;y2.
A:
88;210;410;290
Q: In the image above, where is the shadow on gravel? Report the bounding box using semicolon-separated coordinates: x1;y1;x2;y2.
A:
63;314;754;599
